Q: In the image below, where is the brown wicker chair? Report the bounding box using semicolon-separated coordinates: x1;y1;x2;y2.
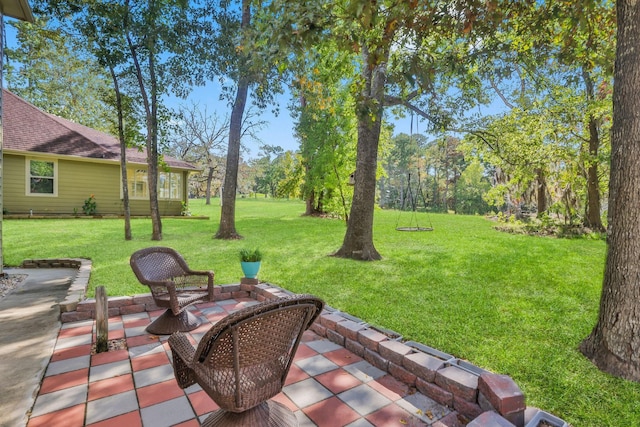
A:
130;246;215;335
168;294;324;427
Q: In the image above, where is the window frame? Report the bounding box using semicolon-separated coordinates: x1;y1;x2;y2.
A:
127;168;150;200
125;168;183;200
26;158;58;197
158;171;183;200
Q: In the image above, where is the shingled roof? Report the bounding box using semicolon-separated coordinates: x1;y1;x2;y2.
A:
2;89;197;171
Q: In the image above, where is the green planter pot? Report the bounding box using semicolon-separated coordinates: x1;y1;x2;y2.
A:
240;261;261;279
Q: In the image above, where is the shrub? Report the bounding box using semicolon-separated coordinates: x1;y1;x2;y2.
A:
82;195;97;215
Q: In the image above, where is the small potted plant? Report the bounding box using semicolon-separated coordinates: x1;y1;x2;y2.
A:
239;248;262;279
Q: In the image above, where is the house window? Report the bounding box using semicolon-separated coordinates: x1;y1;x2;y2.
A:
128;169;149;199
159;172;183;200
27;158;57;196
127;169;182;200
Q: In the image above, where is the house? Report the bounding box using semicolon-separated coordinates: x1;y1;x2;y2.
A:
2;89;198;216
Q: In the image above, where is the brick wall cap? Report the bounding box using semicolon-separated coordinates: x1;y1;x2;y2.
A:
478;373;525;414
404;351;445;371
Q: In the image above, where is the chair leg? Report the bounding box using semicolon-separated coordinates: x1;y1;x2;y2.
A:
202;400;297;427
146;309;202;335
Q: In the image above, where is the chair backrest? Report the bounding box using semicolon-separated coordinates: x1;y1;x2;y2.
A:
130;246;189;285
194;295;324;412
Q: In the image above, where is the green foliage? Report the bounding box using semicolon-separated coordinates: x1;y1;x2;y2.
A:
5;18;114;132
180;202;191;216
3;198;636;426
239;247;262;262
82;195;97;216
454;160;491;214
251;145;288;197
291;44;357;218
275;152;304;199
459;0;614;227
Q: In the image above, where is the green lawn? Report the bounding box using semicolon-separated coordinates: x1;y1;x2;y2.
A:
4;198;639;426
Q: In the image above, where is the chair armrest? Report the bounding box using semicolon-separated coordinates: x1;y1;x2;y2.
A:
177;270;215;301
168;332;197;389
146;281;177;302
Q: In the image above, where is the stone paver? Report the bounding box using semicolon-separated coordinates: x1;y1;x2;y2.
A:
338;383;392;416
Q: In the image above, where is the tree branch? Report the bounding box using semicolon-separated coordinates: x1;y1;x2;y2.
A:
489;77;515;109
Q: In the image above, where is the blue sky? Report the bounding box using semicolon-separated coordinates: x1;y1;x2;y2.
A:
172;79;417;159
170;81;305;158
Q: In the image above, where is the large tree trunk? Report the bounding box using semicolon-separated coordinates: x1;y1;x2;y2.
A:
215;0;250;240
109;65;132;240
582;67;605;232
333;45;386;261
584;115;603;230
580;0;640;382
305;190;315;215
215;76;248;239
147;44;162;240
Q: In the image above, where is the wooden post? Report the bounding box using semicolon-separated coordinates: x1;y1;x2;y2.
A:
95;286;108;353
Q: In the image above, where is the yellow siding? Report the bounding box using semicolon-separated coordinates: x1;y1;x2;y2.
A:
4;154;184;216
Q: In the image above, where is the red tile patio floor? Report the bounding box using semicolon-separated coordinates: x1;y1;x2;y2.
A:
27;298;456;427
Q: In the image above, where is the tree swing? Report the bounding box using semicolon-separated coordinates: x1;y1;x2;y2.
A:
395;172;434;231
395;112;433;232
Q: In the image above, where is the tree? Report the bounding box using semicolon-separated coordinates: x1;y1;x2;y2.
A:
427;136;468;213
41;0;200;241
123;0;163;240
213;0;257;239
199;0;280;240
106;69;137;240
466;101;574;218
536;1;614;231
79;4;144;241
454;159;491;215
216;49;249;237
274;151;304;199
579;0;640;382
267;0;507;260
291;45;357;219
8;6;143;240
5;18;113;131
118;0;197;240
170;102;228;204
251;144;284;197
465;0;614;228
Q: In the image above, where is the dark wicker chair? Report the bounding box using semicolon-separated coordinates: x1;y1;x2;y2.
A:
130;246;215;335
168;294;324;427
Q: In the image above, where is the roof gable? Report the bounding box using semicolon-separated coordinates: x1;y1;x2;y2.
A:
2;89;196;170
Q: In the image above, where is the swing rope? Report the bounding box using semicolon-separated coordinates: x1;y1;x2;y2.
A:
395;112;433;232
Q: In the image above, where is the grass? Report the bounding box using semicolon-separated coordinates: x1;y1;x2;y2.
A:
4;197;639;426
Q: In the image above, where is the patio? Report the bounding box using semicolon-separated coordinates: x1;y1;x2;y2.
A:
27;296;457;427
9;259;563;427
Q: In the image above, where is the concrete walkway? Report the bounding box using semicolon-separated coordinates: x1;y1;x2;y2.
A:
0;268;77;427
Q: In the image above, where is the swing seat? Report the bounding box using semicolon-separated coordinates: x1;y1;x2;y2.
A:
396;226;433;232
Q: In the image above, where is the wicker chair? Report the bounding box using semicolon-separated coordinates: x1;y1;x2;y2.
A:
130;246;215;335
168;295;324;427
